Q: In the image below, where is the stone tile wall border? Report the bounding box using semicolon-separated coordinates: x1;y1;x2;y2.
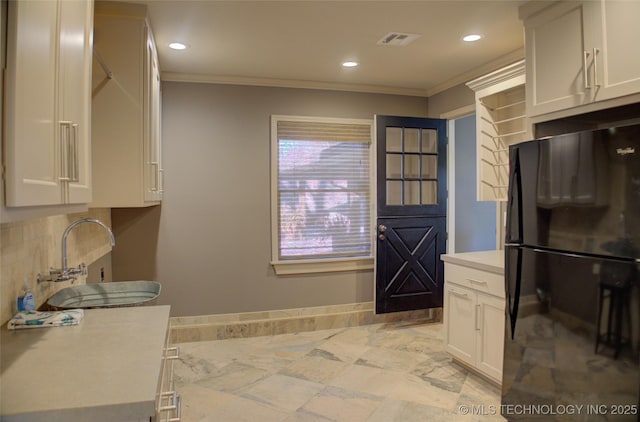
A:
170;302;442;343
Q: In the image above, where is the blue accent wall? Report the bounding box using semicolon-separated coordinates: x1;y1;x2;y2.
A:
455;114;496;252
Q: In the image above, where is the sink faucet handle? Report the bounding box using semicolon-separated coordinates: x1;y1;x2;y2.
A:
38;269;71;283
37;263;86;284
67;263;87;277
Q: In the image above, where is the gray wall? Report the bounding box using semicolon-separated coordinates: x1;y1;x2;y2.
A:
112;82;428;317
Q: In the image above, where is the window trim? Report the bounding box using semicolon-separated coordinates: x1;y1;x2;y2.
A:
270;115;375;275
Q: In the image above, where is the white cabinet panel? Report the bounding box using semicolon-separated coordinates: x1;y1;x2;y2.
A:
594;0;640;101
4;0;92;207
444;283;476;365
524;2;594;116
476;293;505;382
91;1;163;208
444;260;505;384
58;0;93;204
523;0;640;118
144;34;163;203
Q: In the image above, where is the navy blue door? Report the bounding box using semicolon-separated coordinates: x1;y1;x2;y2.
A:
375;115;447;314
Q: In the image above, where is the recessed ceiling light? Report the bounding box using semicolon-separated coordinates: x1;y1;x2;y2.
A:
463;34;482;42
342;61;358;68
169;42;188;50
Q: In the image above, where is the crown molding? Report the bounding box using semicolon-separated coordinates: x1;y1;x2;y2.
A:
160;72;430;98
426;48;525;97
466;59;525;92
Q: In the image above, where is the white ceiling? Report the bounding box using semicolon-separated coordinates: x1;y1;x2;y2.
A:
133;0;526;97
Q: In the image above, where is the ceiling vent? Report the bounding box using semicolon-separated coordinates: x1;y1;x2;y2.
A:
377;32;421;47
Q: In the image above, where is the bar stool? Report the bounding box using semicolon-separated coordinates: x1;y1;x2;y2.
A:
595;262;634;359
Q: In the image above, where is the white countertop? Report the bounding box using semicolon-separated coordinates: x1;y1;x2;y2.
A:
441;249;504;274
1;305;170;421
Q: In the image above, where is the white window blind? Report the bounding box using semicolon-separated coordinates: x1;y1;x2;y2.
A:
273;116;372;262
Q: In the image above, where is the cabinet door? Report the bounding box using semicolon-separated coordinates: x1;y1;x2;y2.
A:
91;13;146;207
475;292;505;383
4;0;62;206
525;1;598;116
444;283;476;365
59;0;93;204
592;0;640;102
144;30;162;203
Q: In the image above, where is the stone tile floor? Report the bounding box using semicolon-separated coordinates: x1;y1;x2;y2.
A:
173;320;506;421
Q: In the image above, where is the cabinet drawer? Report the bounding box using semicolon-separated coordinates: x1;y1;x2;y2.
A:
444;263;504;298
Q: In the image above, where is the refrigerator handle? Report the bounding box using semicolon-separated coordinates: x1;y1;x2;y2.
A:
505;146;524;244
505;246;522;340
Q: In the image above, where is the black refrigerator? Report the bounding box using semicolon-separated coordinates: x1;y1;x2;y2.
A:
502;123;640;421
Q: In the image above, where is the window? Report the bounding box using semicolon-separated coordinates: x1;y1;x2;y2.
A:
271;115;374;275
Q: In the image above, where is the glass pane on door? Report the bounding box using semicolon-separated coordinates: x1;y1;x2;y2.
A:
422;155;438;179
404;155;420;178
422;129;438;153
386;181;403;205
385;127;440;206
386;155;402;178
404;128;420;153
386;127;402;152
421;181;438;205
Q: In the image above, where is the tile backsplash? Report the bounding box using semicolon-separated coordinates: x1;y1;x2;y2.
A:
1;208;113;324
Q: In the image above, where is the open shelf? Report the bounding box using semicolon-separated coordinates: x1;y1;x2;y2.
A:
467;61;529;202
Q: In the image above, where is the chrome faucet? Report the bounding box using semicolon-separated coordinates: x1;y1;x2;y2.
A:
38;218;116;283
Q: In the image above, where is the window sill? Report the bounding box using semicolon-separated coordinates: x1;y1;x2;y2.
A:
271;257;374;275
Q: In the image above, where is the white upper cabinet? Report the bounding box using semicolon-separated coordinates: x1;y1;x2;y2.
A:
91;1;163;208
522;0;640;117
144;34;163;203
59;0;94;204
4;0;93;207
591;1;640;102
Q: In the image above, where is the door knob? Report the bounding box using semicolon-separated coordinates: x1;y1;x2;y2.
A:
378;224;387;233
378;234;386;241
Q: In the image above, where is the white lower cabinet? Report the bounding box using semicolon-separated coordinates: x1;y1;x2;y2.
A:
443;261;505;384
156;321;181;421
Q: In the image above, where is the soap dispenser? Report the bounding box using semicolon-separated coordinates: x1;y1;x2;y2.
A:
17;283;35;312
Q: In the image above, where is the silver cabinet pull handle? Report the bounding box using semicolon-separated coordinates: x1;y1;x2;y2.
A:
165;346;180;360
159;390;182;420
593;47;600;87
159;390;178;412
151;162;159;192
59;121;72;181
71;123;79;182
449;289;469;299
583;50;591;89
169;394;182;422
467;278;488;285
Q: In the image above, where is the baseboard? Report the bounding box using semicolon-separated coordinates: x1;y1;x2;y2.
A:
170;302;442;343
